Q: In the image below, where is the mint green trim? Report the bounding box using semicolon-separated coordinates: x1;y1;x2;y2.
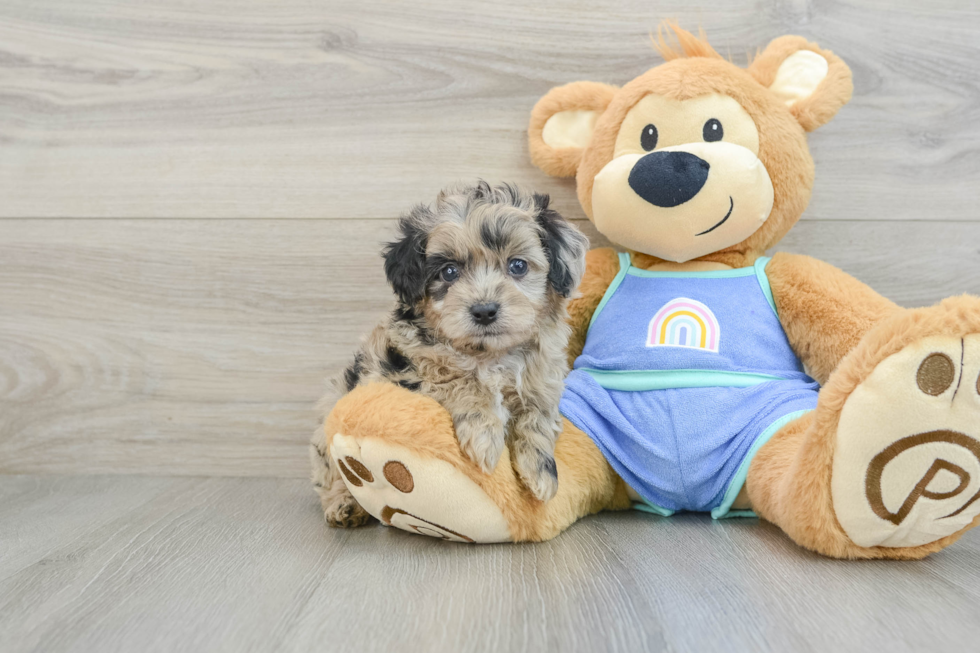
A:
625;266;756;279
721;509;758;518
583;368;784;391
710;409;813;520
754;256;778;316
586;252;631;333
633;499;676;517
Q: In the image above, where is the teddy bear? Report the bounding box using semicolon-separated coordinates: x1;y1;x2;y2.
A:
318;24;980;559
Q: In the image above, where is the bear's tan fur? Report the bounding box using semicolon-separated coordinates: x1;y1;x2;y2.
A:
321;24;980;558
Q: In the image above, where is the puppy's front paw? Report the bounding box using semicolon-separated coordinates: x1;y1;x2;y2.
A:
323;487;373;528
512;446;559;502
453;413;506;474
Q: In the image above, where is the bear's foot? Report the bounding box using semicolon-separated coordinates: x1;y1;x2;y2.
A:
329;432;513;543
833;334;980;548
323;382;630;544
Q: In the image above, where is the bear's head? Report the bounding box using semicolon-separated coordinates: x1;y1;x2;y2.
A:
528;24;853;266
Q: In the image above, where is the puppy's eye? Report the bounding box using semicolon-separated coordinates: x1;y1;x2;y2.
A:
703;118;723;142
508;259;528;277
640;124;658;151
440;265;459;283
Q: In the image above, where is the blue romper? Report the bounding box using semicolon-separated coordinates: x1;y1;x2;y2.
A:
560;252;819;518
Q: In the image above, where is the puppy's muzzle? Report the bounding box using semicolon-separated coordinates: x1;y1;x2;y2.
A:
628;151;710;208
470;302;499;326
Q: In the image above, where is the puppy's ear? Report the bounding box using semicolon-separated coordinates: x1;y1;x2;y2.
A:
533;194;590;298
382;206;431;305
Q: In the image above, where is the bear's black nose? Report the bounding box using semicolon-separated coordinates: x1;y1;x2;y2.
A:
470;302;499;326
628;151;710;208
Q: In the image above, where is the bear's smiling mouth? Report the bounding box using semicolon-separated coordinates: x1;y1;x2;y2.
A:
695;197;734;236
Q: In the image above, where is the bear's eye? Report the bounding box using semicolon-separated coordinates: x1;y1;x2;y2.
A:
440;265;459;283
640;124;658;151
703;118;723;142
508;258;528;277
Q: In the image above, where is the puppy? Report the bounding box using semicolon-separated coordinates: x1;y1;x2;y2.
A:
311;181;589;528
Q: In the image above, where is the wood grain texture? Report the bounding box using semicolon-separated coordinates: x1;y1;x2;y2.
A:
2;3;980;652
0;0;978;219
1;218;978;477
2;475;980;653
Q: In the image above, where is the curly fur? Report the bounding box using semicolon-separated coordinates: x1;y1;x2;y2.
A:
312;181;589;526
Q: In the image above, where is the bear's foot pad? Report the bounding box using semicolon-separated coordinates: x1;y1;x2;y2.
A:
833;335;980;548
330;433;513;543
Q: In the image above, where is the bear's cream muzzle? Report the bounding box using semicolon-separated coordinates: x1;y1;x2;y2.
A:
591;142;774;263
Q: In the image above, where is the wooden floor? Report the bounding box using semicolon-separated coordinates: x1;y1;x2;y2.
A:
3;474;980;653
2;0;980;651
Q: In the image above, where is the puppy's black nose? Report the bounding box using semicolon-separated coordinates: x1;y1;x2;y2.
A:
470;302;499;326
628;151;710;208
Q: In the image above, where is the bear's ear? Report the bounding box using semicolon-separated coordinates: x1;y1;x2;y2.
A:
528;81;618;178
748;36;853;132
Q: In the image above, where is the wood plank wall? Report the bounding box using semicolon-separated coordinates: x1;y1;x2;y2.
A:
1;0;978;477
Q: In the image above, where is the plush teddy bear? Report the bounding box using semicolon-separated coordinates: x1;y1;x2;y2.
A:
319;25;980;559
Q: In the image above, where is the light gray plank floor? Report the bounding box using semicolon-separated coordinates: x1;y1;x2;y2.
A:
2;474;980;653
2;1;980;651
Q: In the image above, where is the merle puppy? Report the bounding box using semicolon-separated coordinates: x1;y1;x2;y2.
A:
311;181;589;527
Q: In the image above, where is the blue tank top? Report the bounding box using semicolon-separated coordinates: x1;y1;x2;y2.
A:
573;252;810;389
560;252;819;515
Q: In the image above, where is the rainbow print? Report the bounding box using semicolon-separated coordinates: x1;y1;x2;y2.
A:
646;297;720;353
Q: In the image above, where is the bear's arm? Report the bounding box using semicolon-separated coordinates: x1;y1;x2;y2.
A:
765;252;902;385
565;247;621;367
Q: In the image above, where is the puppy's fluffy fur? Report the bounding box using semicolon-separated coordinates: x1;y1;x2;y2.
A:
311;181;589;527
